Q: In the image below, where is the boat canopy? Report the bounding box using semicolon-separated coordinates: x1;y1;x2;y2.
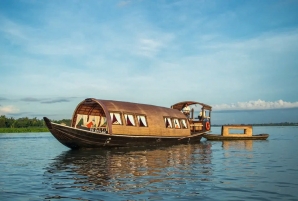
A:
171;101;212;111
71;98;190;136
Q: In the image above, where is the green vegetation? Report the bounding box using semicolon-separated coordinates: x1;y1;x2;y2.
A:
0;115;71;133
0;127;49;133
213;122;298;127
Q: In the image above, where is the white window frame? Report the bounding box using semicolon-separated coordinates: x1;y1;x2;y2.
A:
124;114;136;126
181;119;188;129
164;117;172;128
110;112;122;125
137;115;148;127
173;118;180;129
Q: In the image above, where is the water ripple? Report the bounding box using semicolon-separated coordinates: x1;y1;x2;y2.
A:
1;128;298;200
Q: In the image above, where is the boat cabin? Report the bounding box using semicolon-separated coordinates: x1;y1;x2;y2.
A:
71;98;212;137
171;101;212;133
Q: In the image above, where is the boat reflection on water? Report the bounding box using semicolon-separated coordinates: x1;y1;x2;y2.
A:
221;139;269;151
222;140;254;151
220;140;268;161
44;143;212;192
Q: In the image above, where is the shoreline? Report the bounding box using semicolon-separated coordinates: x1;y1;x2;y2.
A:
0;127;49;133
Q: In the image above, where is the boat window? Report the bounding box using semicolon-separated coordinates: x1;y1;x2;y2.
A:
110;112;122;125
181;119;188;129
173;118;180;129
75;114;83;127
137;115;147;127
124;114;135;126
99;116;107;127
164;117;172;128
76;114;99;128
87;115;97;128
82;114;88;125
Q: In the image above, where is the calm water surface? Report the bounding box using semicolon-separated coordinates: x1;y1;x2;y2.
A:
0;126;298;200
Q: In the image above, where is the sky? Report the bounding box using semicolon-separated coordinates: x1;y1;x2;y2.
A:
0;0;298;124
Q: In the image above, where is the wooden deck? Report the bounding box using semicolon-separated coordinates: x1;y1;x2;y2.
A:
203;125;269;140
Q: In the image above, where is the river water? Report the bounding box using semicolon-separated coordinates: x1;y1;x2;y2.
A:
0;126;298;201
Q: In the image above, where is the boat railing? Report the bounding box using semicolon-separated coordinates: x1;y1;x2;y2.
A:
189;119;204;132
77;125;108;134
189;117;212;133
90;127;108;134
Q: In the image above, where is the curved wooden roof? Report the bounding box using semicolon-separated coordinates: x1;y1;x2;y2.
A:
171;101;212;111
92;98;187;117
71;98;190;136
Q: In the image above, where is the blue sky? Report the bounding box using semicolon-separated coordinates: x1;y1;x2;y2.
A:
0;0;298;124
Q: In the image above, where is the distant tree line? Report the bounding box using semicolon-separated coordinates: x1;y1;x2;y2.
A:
213;122;298;127
0;115;71;128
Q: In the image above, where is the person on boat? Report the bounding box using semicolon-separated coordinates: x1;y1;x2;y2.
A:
198;111;203;120
182;103;190;117
198;110;209;121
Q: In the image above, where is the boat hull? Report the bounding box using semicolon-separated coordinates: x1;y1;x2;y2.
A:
44;117;204;149
203;134;269;141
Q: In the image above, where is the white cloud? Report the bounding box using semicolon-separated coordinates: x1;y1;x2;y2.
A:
0;105;19;115
117;0;131;7
213;99;298;111
0;18;29;42
136;38;164;57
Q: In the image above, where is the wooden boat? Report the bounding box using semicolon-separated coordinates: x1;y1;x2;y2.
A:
43;98;212;149
203;134;269;140
203;125;269;140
